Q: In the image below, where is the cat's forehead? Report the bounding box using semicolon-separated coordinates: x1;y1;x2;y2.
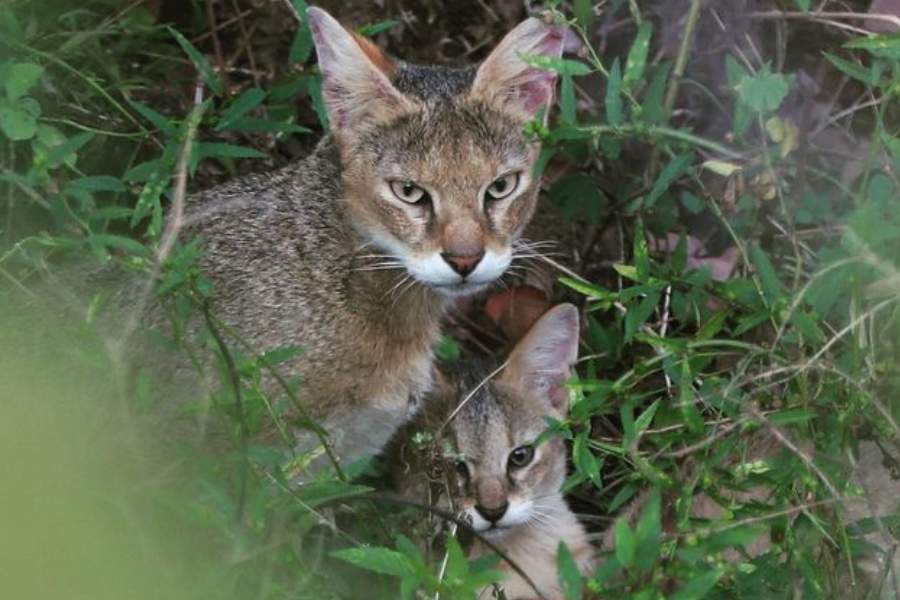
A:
392;63;476;101
447;370;545;457
360;102;531;183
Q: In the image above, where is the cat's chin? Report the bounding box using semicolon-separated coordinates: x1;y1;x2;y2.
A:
429;281;492;298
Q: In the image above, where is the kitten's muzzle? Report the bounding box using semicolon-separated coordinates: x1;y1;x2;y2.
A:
475;501;509;524
441;250;484;278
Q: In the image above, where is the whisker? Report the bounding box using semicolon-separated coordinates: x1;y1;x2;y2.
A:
384;274;412;299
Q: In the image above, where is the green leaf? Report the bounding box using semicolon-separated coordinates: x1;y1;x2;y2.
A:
623;21;652;92
221;118;311;135
67;176;127;193
167;26;224;96
647;153;693;207
332;546;415;578
357;19;401;37
634;224;650;282
217;88;267;130
559;276;615;300
518;54;592;76
844;33;900;59
549;173;606;224
5;62;44;102
672;232;687;273
91;234;150;257
634;399;660;434
823;52;879;86
573;432;601;486
614;518;636;568
769;408;815;426
560;74;576;123
670;567;725;600
749;243;783;306
735;65;790;113
679;360;702;433
0;102;37;140
633;488;661;574
624;290;659;343
444;535;467;581
641;61;672;124
435;334;461;362
790;310;825;344
794;0;810;10
289;0;314;64
194;142;266;162
128;99;177;136
44;132;94;167
557;542;583;600
574;0;593;29
696;309;728;341
605;58;623;126
296;481;372;507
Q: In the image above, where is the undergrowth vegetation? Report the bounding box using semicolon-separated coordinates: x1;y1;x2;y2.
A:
1;0;899;599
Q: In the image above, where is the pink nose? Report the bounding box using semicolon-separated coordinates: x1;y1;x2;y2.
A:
441;251;484;277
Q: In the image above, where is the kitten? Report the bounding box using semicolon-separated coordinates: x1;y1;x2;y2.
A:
114;7;568;469
397;304;594;599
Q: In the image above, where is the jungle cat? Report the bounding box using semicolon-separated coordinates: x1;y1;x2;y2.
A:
396;304;594;599
122;7;568;468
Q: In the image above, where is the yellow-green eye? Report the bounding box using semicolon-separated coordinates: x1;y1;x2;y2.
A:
390;180;428;204
508;445;534;469
486;173;519;201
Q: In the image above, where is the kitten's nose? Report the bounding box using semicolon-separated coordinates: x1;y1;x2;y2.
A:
441;251;484;277
475;502;509;524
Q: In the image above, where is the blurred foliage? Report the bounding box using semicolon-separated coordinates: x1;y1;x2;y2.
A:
1;0;899;599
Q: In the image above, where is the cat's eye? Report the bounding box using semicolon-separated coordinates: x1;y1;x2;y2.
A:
454;460;469;478
485;173;520;202
507;445;534;469
390;180;429;205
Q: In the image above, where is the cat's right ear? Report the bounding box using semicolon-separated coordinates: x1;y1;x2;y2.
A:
306;7;417;135
499;303;579;416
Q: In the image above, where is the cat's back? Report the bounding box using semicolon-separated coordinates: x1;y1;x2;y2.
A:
181;139;353;341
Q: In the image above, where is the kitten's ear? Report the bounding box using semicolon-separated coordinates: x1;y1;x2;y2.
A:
499;303;579;414
469;17;566;122
306;7;417;133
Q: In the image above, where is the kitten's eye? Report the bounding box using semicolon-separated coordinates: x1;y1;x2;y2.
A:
390;180;428;205
454;460;469;478
485;173;520;202
507;445;535;469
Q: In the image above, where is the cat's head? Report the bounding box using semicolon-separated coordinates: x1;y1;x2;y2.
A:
442;304;579;536
307;7;566;297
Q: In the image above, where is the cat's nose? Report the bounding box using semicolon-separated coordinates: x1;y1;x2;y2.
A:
475;501;509;523
441;251;484;277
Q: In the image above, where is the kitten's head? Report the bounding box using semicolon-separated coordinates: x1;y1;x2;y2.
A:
441;304;579;536
307;7;566;297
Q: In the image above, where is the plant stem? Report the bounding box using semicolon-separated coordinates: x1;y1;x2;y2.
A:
663;0;705;118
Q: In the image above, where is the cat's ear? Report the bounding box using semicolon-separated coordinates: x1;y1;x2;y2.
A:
499;303;579;414
469;17;566;122
306;7;417;134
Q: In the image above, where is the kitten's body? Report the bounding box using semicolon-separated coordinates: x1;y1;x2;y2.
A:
396;305;594;599
112;8;567;466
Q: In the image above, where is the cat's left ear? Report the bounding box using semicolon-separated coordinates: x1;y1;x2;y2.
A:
499;303;579;415
469;17;567;122
306;7;417;136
